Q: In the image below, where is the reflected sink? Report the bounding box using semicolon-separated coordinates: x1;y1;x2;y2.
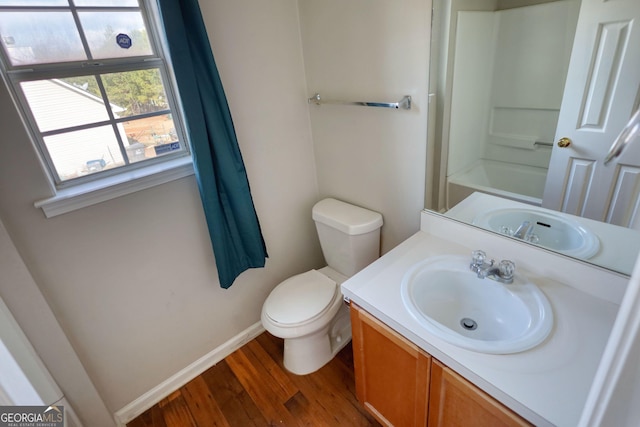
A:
473;208;600;259
401;255;553;354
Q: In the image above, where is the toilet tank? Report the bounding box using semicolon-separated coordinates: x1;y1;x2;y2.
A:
312;198;383;277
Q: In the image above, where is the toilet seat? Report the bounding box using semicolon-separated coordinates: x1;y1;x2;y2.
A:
264;270;338;327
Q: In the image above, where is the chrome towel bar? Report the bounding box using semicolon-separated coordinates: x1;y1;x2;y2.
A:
308;93;412;110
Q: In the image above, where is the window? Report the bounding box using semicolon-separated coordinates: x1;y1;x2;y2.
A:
0;0;189;191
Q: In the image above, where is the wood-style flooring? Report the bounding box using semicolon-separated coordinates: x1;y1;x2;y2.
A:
127;332;381;427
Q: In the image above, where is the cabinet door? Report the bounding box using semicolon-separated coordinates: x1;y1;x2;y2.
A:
428;360;532;427
350;303;430;427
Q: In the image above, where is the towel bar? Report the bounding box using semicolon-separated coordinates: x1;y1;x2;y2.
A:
308;93;412;110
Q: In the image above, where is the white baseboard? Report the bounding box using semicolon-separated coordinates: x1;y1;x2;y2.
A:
113;321;265;426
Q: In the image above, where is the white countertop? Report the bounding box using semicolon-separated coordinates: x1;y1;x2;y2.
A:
341;212;622;426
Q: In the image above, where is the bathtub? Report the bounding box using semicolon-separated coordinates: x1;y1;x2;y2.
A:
447;159;547;209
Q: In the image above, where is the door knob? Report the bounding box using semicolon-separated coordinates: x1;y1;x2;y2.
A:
557;137;572;148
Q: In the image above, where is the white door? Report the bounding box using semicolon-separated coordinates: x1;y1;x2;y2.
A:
542;0;640;228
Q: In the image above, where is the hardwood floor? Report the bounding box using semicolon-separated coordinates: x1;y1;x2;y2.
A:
127;332;381;427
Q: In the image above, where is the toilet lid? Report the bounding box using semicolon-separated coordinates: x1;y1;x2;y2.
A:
265;270;338;325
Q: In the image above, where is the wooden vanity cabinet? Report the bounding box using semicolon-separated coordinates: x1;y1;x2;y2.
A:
350;303;532;427
429;360;532;427
350;302;430;427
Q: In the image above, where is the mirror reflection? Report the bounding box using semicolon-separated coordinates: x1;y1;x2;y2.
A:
428;0;640;276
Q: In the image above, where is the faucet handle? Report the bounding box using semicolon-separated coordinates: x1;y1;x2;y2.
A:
471;250;487;267
498;260;516;280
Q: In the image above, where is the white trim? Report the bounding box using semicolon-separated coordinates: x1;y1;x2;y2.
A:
0;297;60;405
0;296;84;426
57;396;84;427
113;322;265;426
35;156;194;218
578;252;640;426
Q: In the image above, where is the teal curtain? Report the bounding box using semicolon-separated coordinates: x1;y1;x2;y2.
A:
157;0;267;288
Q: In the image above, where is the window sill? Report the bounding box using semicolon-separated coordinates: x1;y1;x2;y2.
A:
34;156;195;218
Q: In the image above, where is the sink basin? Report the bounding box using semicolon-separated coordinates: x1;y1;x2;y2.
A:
473;208;600;259
401;255;553;354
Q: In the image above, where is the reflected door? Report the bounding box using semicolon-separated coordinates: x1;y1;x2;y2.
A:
542;0;640;228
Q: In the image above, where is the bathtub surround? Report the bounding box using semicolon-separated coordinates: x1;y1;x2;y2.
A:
442;0;579;207
447;159;546;208
158;0;267;288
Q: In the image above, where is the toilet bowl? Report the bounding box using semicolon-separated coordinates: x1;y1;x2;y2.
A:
261;267;350;375
261;198;383;375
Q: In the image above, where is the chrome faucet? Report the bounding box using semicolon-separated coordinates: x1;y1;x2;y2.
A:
470;250;516;284
513;220;532;239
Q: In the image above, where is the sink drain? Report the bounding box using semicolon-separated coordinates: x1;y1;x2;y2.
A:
460;317;477;331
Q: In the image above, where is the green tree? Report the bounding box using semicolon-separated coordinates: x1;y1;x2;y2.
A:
102;69;168;116
61;69;168;117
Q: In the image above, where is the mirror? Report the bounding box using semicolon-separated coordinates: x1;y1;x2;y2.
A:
427;0;640;276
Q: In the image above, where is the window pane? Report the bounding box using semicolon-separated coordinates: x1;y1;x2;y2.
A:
74;0;139;5
44;126;126;181
79;11;151;59
0;0;67;4
101;69;169;117
0;12;87;66
21;78;110;133
121;114;180;163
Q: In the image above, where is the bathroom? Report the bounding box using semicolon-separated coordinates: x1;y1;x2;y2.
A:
0;0;638;425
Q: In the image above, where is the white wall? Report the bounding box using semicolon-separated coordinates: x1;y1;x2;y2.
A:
0;0;322;416
298;0;432;252
0;217;112;425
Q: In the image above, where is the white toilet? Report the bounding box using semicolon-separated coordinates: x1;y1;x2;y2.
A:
261;198;383;375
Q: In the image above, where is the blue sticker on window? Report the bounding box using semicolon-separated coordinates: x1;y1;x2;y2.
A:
116;33;132;49
154;142;181;156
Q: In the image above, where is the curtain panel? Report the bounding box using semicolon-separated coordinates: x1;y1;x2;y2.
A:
157;0;268;288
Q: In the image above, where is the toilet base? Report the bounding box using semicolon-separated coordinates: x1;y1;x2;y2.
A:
282;303;352;375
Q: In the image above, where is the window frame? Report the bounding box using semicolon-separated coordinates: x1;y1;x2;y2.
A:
0;0;193;208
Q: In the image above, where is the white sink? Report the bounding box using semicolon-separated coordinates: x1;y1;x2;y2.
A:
473;208;600;259
401;255;553;354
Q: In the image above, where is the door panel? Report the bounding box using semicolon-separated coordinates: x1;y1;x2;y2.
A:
607;166;640;227
579;21;631;130
562;158;595;215
543;0;640;226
